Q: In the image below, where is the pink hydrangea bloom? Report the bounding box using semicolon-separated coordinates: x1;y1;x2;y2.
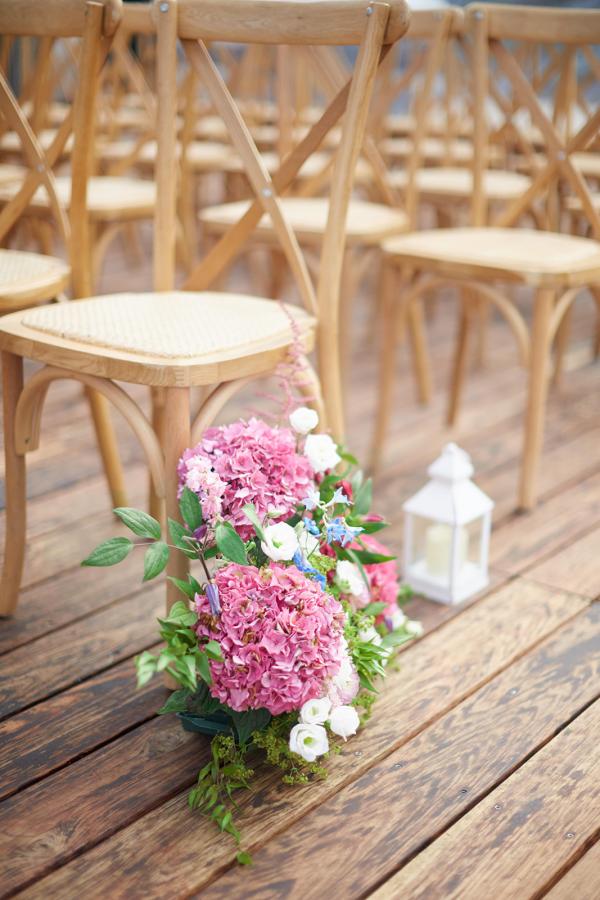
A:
195;563;345;715
361;534;400;622
177;453;226;525
184;418;314;539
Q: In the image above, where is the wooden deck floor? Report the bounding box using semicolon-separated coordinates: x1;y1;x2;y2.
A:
0;235;599;899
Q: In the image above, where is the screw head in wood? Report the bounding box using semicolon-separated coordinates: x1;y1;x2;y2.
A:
366;6;373;15
262;187;273;198
159;2;169;11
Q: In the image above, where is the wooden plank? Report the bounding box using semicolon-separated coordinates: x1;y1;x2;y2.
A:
198;604;600;898
19;580;589;899
0;649;165;800
491;471;600;574
544;839;600;900
371;700;600;900
0;585;163;719
0;715;204;897
526;527;600;600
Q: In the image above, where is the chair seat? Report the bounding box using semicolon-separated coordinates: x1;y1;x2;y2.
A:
382;227;600;287
389;167;531;201
0;129;73;155
0;176;156;221
0;163;26;185
0;249;70;310
381;136;502;166
200;197;408;245
0;291;315;386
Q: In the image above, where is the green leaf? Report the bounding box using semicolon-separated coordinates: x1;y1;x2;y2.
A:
135;650;158;687
162;600;197;627
158;688;191;715
362;601;387;617
352;548;396;565
168;518;198;559
196;650;212;685
338;447;359;466
143;541;169;581
353;477;373;516
358;519;389;535
180;487;203;532
242;503;266;542
228;708;271;745
204;640;222;661
236;851;253;866
359;672;379;693
81;537;133;567
215;522;248;565
381;630;414;650
168;576;197;600
114;507;161;540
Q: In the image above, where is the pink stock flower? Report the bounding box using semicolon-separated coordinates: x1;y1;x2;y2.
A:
177;453;226;525
195;563;345;715
184;418;314;539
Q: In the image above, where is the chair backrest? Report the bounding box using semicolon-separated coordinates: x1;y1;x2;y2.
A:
0;0;123;296
145;0;410;436
466;2;600;235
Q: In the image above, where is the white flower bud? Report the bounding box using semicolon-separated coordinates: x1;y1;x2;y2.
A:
304;434;341;474
406;619;424;638
261;522;299;562
289;406;319;435
299;697;331;725
329;705;360;740
289;723;329;762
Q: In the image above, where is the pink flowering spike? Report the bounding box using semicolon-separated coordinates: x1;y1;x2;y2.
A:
195;563;346;715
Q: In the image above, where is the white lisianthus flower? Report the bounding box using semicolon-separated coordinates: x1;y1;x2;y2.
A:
299;697;332;725
289;723;329;762
295;522;320;557
304;433;341;474
358;624;382;646
289;406;319;435
388;607;407;631
406;619;424;638
335;560;367;598
261;522;299;562
328;653;360;706
329;705;360;741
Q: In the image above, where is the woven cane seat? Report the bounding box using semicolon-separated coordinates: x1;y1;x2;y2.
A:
381;136;502;166
389;167;531;202
383;227;600;286
0;129;74;156
0;175;156;222
200;197;408;245
0;291;316;386
0;249;70;310
0;164;26;185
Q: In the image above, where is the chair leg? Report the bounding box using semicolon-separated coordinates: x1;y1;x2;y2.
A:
149;387;166;524
407;296;432;405
1;352;26;617
85;388;128;509
474;299;492;370
552;303;571;389
369;261;404;473
446;290;474;428
164;385;191;617
519;288;554;511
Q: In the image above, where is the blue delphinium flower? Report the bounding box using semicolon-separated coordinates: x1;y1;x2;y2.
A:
303;516;320;536
292;550;326;590
326;517;364;547
205;581;221;616
302;487;321;511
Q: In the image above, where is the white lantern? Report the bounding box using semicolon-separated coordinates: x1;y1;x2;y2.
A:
402;443;493;605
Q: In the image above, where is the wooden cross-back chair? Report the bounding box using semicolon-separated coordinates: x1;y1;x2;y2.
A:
373;2;600;512
0;0;411;618
385;8;533;230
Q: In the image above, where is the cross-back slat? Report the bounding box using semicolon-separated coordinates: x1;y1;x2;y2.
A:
181;32;394;296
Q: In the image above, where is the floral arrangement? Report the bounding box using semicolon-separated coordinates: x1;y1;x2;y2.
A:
83;407;421;861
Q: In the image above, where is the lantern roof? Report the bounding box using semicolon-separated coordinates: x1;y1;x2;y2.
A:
403;443;494;525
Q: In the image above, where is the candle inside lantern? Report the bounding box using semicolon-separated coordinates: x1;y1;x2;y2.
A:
425;523;468;578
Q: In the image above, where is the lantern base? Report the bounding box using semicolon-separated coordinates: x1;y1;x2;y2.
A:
404;559;489;605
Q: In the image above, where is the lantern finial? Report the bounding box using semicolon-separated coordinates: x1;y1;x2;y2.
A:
428;442;474;483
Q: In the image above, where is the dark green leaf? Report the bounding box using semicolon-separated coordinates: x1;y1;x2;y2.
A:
81;537;133;568
352;548;396;565
359;672;379;693
162;600;197;627
358;519;388;534
143;541;169;581
215;521;248;565
196;650;212;685
228;707;271;745
158;688;191;715
168;518;198;559
114;507;161;540
180;487;203;532
168;576;197;599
